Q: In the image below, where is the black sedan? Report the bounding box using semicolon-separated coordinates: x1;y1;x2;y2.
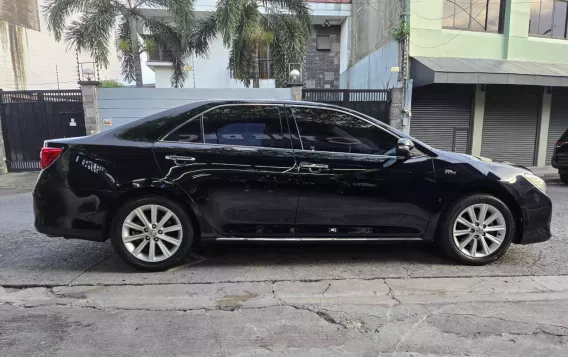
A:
33;100;552;271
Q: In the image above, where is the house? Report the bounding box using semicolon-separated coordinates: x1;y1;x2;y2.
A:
139;0;351;89
0;0;121;90
342;0;568;167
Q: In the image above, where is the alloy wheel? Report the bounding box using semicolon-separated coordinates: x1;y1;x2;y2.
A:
452;203;507;258
121;204;183;262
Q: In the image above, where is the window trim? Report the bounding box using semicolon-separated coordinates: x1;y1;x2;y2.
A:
442;0;506;34
287;104;403;158
159;102;433;159
159;103;292;150
529;0;568;39
316;35;332;51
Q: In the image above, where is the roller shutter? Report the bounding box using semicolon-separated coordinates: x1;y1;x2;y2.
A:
481;86;540;166
547;88;568;164
410;84;474;153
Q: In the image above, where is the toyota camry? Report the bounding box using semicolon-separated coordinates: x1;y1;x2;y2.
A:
33;100;552;271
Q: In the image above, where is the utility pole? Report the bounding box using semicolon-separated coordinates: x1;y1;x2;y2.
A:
400;0;411;134
56;65;60;89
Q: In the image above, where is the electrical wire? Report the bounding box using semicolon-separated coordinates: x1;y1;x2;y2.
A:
410;1;490;49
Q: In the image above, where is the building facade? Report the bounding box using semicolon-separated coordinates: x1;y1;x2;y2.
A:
342;0;568;167
142;0;351;89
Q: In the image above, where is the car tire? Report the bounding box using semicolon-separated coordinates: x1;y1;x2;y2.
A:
110;195;194;271
560;171;568;185
437;194;515;266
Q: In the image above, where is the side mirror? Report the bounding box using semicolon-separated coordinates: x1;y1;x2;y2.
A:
397;138;414;157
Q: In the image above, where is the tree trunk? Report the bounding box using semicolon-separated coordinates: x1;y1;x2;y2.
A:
252;43;260;88
128;17;143;87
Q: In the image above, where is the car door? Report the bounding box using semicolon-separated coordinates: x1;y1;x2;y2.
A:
286;105;437;238
153;104;299;238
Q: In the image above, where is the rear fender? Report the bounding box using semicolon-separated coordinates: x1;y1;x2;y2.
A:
103;179;215;240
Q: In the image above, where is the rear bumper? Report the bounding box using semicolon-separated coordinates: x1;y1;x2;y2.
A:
516;187;552;245
33;179;116;242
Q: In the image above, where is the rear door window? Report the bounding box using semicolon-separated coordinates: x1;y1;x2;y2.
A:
202;105;292;150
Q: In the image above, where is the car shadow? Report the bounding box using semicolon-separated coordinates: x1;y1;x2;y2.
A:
194;240;453;267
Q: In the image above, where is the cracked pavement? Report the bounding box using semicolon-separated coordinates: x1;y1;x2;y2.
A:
1;183;568;356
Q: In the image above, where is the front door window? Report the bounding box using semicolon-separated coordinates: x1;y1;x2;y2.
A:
290;106;398;155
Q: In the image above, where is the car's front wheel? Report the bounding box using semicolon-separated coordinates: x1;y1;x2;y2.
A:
111;196;193;271
438;194;515;265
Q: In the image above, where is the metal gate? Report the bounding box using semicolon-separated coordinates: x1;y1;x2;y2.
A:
0;90;85;172
548;88;568;164
481;86;540;167
302;89;391;124
410;84;474;153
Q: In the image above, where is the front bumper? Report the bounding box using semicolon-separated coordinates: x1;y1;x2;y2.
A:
516;187;552;245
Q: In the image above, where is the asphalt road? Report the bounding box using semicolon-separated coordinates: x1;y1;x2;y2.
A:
1;184;568;356
0;184;566;287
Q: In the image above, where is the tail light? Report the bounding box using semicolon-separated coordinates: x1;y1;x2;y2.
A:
557;141;567;147
40;147;63;169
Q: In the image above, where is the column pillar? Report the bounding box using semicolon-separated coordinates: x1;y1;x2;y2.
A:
78;80;101;135
390;87;404;132
536;88;552;167
470;84;486;156
290;85;303;101
0;90;7;173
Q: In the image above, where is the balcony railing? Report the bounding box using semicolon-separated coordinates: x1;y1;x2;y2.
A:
147;45;173;62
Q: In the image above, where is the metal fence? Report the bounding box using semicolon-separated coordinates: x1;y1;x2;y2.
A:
302;89;391;124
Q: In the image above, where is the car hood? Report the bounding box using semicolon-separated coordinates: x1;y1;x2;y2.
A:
436;150;532;173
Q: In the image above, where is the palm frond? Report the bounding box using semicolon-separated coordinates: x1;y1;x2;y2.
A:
64;0;118;68
42;0;89;41
190;15;218;57
268;14;310;87
215;0;246;45
135;0;195;42
262;0;311;31
116;18;136;83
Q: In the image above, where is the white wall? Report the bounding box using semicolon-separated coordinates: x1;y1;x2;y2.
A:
0;0;122;90
97;87;293;131
151;36;276;89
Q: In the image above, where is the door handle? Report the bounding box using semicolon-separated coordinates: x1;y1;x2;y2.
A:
165;155;196;162
300;162;329;172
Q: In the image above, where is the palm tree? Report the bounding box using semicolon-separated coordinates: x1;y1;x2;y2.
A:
191;0;312;88
43;0;195;87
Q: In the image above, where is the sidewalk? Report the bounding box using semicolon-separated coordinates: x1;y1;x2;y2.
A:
0;172;39;189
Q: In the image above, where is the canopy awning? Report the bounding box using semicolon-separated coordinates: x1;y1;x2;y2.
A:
411;56;568;87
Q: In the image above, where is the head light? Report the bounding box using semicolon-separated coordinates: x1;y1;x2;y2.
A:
524;173;546;193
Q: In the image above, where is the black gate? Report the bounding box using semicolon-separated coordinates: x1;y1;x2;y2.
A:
302;89;391;124
0;90;85;172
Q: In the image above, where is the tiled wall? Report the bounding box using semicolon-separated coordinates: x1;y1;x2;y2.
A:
304;25;341;89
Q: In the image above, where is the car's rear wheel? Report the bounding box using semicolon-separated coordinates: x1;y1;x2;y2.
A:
437;194;514;265
111;196;193;271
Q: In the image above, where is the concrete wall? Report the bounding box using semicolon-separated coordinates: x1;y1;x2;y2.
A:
350;0;401;65
97;88;293;131
304;25;341;89
340;40;401;89
409;0;568;64
340;17;350;73
0;0;121;90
